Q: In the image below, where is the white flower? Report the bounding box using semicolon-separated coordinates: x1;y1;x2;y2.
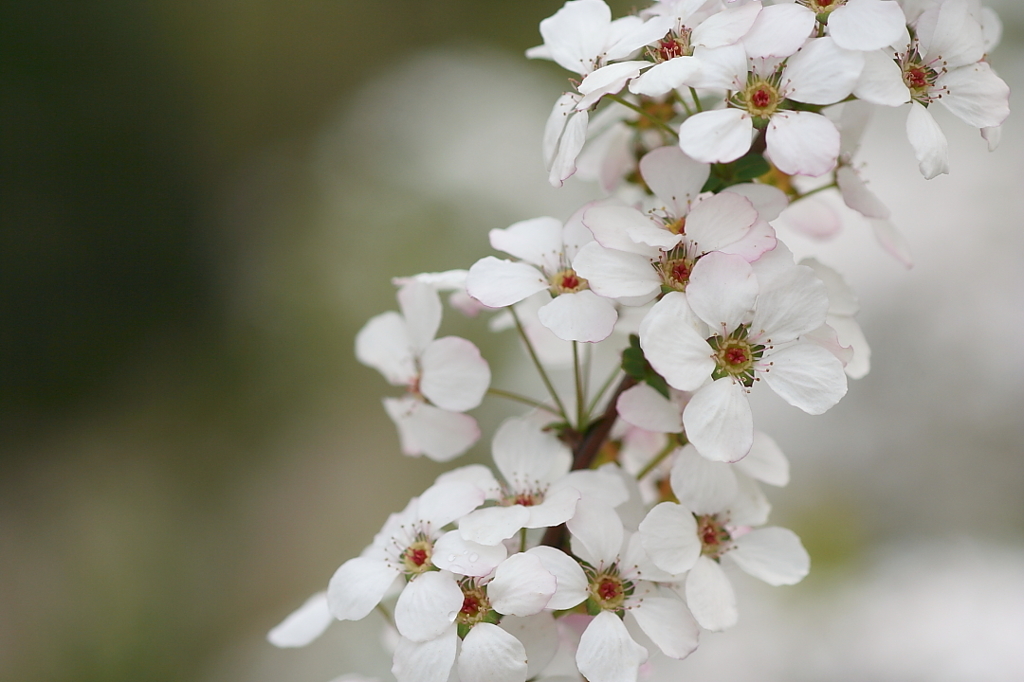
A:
466;211;618;342
356;281;491;461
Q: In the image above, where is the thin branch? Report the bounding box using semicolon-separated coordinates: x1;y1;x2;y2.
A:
510;307;569;421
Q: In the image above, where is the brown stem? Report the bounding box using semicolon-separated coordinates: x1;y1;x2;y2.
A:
540;375;637;549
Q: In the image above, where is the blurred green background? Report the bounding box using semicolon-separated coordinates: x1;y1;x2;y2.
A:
2;2;1023;681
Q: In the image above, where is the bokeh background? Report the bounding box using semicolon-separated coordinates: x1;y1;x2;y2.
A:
2;2;1022;681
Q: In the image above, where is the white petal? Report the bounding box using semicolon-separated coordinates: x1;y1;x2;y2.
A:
761;343;848;414
669;445;738;513
432;531;508;577
459;506;532;546
685;556;738;631
420;336;490;412
418;480;487;528
397;282;443;355
689;43;747;90
327;557;400;621
774;195;842;239
750;262;830;344
765;111;840;177
906;102;948;179
784;37;863;105
577;611;648;682
537;290;618;342
678;109;753;164
458;623;529;682
629;593;700;659
617;383;683;433
686;252;757;333
723;183;789;222
552;469;629;508
682;379;754;463
742;3;815;59
853;49;910;107
734;431;789;486
550;109;589;187
525;486;582;529
916;0;984;68
573;244;662;302
544;93;581;167
392;628;458;682
499;614;559;680
489;216;564;270
489;553;558;617
828;0;906;52
937;62;1010;129
629;57;701;97
395;571;464;642
492;415;572;487
355;311;415;385
466;257;549;308
692;0;761;49
578;61;648;109
267;592;333;648
638;502;701;575
539;0;613;75
728;527;810;585
685;191;759;255
639;293;715;392
640;146;710;219
870;218;914;268
525;546;589;610
717;217;777;261
567;498;623;567
836;166;890;219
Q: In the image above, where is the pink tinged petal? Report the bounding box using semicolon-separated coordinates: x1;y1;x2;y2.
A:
916;0;984;68
734;431;789;487
397;282;443;355
355;311;416;386
691;0;762;49
828;0;906;52
828;316;871;379
937;63;1010;129
629;57;701;97
551;469;629;508
742;3;815;59
328;557;401;621
567;498;624;567
550;109;589;187
572;243;662;302
432;531;508;577
639;146;710;218
617;383;683;433
525;486;581;529
458;623;528;682
418;480;487;528
870;218;913;268
489;553;558;617
722;183;789;222
775;196;842;239
685;555;737;631
537;290;618;343
718;218;777;261
395;571;464;642
766;111;840;177
268;592;333;648
804;322;854;368
684;191;759;254
905;101;947;178
639;293;715;392
467;257;549;308
678;109;753;164
687;253;757;333
682;379;754;463
728;527;810;585
525;546;589;610
499;614;559;680
836;166;890;219
670;445;739;513
762;343;847;414
689;44;748;90
392;627;458;682
853;49;910;106
577;611;649;682
628;594;700;659
750;262;830;343
578;61;648;109
419;337;490;412
638;502;701;575
582;205;663;255
784;38;864;105
539;0;613;75
459;506;532;546
489;216;564;270
544;93;581;167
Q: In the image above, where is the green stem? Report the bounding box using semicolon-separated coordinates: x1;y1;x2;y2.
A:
689;87;704;113
375;602;395;629
519;527;528;554
573;341;586;430
487;388;558;414
606;94;678;138
636;437;683;481
510;307;569;421
795;180;839;200
586;367;622;417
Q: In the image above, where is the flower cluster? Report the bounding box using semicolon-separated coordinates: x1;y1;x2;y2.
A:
268;1;1009;681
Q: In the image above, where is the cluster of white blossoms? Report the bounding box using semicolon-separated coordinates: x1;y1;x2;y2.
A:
268;1;1009;681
